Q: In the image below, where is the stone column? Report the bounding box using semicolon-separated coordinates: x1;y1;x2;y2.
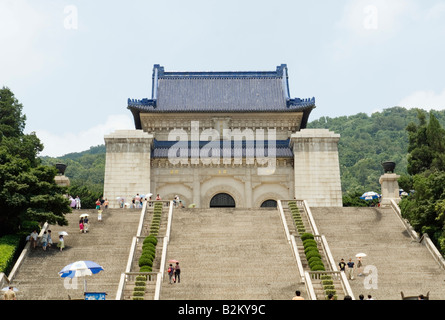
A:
290;129;343;207
379;173;400;207
103;130;153;208
193;167;201;208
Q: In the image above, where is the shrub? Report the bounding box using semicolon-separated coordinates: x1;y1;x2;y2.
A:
303;239;317;248
139;256;153;267
133;286;146;292
300;233;314;241
305;250;321;260
311;264;325;271
322;279;333;286
135;281;146;286
136;275;147;281
140;265;152;272
307;256;322;266
143;236;158;246
0;235;21;273
133;291;144;297
323;285;335;290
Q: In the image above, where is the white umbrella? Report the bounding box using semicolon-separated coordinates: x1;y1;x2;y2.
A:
58;231;68;236
79;213;89;218
1;286;18;292
59;260;104;292
356;253;367;258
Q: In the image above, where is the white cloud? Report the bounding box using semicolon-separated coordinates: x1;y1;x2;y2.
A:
36;114;134;157
398;88;445;110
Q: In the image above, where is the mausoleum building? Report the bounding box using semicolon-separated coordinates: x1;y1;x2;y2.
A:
103;64;342;208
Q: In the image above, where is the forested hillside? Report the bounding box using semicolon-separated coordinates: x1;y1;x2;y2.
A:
308;107;445;195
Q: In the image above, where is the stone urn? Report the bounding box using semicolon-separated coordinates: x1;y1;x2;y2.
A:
55;163;67;175
382;161;396;173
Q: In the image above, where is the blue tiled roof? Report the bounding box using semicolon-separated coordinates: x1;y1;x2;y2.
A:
128;64;315;129
152;139;293;158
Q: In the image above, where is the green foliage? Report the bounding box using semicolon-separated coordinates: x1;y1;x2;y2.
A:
0;235;20;273
308;107;428;194
0;87;71;235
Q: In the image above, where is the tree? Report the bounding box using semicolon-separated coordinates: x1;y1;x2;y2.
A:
0;87;71;235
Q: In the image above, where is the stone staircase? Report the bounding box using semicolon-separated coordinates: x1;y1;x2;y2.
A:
160;208;306;300
311;206;445;300
281;203;344;299
10;208;141;300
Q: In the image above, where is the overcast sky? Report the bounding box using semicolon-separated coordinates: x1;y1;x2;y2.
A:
1;0;445;157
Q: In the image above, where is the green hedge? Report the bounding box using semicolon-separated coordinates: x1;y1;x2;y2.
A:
0;235;21;274
133;203;163;300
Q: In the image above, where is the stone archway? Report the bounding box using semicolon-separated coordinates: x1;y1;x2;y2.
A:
210;193;236;208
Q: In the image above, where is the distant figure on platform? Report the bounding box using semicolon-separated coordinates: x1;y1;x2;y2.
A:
75;196;81;209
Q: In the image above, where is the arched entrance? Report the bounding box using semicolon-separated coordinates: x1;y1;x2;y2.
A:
210;193;236;208
260;199;277;208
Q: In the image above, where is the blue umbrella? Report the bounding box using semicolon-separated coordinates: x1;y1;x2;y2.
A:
59;260;104;278
360;191;380;201
59;260;104;292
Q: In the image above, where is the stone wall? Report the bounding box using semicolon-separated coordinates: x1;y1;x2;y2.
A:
103;130;153;208
291;129;343;207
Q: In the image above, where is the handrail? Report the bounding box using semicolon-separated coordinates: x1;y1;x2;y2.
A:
6;222;49;285
154;200;174;300
281;199;355;299
389;199;445;271
290;235;306;284
304;271;317;300
320;235;355;299
420;233;445;270
277;200;291;242
302;200;319;236
277;200;305;283
389;199;419;241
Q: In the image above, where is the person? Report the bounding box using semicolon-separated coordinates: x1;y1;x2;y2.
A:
57;234;65;252
367;294;374;300
173;195;179;207
338;258;346;272
98;210;103;222
135;194;141;208
344;295;352;300
346;258;355;280
174;261;181;283
96;199;101;210
359;294;365;300
75;196;81;209
167;264;175;284
83;216;89;232
29;230;38;249
328;293;335;300
292;290;304;300
3;286;16;300
418;294;425;300
41;231;48;251
79;218;84;233
104;198;109;209
47;230;53;248
357;256;363;276
156;194;161;200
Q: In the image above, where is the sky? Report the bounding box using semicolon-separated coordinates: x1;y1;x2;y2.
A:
1;0;445;157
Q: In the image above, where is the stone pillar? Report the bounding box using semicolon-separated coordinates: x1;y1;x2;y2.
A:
379;173;400;207
290;129;343;207
103;130;153;208
193;167;201;208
